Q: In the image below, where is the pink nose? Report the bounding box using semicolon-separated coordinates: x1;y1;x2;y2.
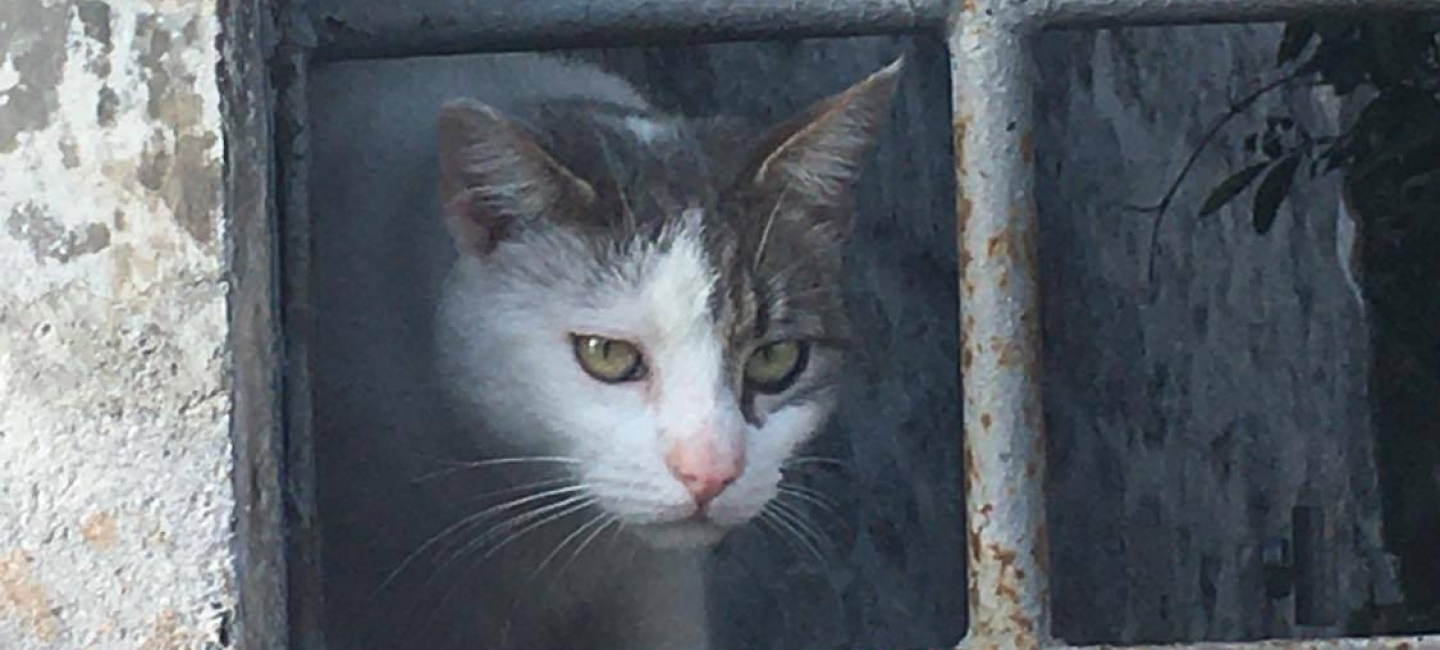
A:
665;442;741;507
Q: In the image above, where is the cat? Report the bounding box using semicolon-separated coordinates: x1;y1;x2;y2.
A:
315;53;901;650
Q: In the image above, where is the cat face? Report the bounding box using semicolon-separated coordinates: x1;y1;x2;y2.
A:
433;60;900;549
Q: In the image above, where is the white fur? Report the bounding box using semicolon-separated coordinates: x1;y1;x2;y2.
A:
436;209;826;552
422;210;836;649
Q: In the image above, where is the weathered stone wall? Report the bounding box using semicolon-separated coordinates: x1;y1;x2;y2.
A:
0;1;269;648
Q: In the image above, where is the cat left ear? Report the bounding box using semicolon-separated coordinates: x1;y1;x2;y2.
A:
437;100;596;255
747;58;903;209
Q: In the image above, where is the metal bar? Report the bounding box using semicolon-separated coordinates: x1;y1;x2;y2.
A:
308;0;947;61
949;0;1052;647
1028;0;1438;29
1063;635;1440;649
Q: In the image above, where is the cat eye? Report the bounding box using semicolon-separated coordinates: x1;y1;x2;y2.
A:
744;341;809;394
572;335;646;383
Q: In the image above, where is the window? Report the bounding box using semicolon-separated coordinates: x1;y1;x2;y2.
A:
265;0;1440;647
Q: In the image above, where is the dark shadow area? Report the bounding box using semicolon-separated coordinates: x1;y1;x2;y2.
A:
1357;164;1440;634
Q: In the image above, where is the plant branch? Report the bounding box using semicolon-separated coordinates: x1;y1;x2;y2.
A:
1134;69;1309;289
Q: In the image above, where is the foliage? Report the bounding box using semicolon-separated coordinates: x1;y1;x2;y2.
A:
1199;17;1440;234
1189;16;1440;631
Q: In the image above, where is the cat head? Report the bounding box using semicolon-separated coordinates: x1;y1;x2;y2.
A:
433;59;901;549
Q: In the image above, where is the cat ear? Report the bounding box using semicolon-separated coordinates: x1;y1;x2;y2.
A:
747;58;903;210
437;100;596;255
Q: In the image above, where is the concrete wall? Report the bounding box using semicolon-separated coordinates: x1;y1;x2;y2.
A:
0;1;279;648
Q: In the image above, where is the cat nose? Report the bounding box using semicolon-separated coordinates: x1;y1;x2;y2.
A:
665;440;742;507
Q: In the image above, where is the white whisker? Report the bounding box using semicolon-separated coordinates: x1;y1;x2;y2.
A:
460;476;575;504
754;508;807;560
426;495;597;626
766;499;829;569
563;514;617;575
409;456;583;484
380;482;588;593
529;511;609;584
784;455;846;469
479;495;596;561
778;484;839;517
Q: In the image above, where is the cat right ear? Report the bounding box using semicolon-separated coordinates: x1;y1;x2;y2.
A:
437;100;596;255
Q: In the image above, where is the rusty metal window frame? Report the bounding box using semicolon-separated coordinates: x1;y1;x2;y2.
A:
275;0;1440;648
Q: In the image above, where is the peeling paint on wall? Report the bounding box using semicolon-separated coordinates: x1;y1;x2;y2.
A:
0;1;237;648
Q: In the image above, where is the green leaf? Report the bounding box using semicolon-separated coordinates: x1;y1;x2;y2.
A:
1252;155;1303;235
1201;162;1270;217
1277;21;1316;65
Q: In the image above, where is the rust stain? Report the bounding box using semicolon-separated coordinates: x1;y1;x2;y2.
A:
963;444;979;484
980;413;993;430
961;346;974;372
954;113;972;281
0;551;58;643
1016;223;1039;280
958;196;974;276
990;542;1017;567
962;0;976;13
953;113;970;167
986;539;1040;637
966;569;982;625
986;232;1007;260
81;511;117;549
1025;460;1038;477
989;335;1024;368
1009;608;1035;635
1019;129;1035;165
1035;520;1051;573
995;574;1018;601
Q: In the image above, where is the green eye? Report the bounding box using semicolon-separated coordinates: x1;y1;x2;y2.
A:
572;335;646;383
744;341;809;393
